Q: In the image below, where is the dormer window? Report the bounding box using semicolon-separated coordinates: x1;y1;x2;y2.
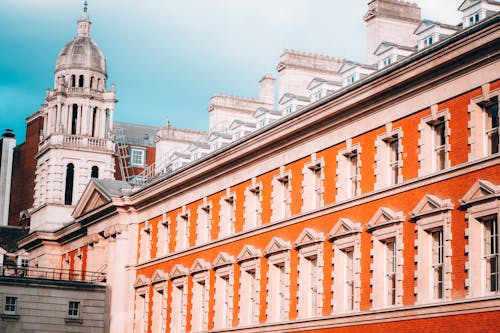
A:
424;36;433;47
347;75;355;84
286;105;294;114
131;148;146;167
469;12;481;25
383;57;392;67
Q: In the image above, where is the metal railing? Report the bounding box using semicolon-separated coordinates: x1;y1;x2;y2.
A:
0;265;106;283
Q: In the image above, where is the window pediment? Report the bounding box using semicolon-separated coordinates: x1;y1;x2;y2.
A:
329;218;362;240
170;264;188;279
294;228;324;249
212;252;235;269
237;245;261;263
264;237;291;256
134;274;150;288
411;194;454;220
460;179;499;207
367;207;404;230
151;269;167;284
190;258;211;274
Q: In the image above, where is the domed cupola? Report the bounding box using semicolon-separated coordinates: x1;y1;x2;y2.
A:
55;1;107;76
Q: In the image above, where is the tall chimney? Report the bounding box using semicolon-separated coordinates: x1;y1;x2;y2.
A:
259;75;275;106
0;129;16;226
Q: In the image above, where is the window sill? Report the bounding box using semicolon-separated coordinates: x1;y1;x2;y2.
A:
1;313;20;321
65;317;83;325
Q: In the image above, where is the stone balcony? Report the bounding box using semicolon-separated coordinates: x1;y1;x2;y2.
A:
38;134;115;155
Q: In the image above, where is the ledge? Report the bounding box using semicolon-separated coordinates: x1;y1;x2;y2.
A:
1;313;20;321
65;317;83;325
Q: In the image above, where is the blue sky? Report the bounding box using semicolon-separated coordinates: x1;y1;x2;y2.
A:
0;0;461;142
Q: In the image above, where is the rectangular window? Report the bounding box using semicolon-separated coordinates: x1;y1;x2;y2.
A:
433;117;446;171
348;152;359;197
214;274;231;329
220;196;235;238
432;229;444;299
239;269;258;326
385;240;396;306
131;148;146;166
424;36;433;46
308;257;319;317
312;166;322;208
484;216;499;293
68;301;80;318
197;206;210;245
176;214;189;251
345;249;354;311
4;297;17;314
383;57;392;67
280;177;291;219
388;136;400;185
485;97;499;155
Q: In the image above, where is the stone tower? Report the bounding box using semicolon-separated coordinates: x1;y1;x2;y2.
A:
364;0;421;64
29;3;117;232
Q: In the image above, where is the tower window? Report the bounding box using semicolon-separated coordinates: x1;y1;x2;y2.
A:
78;75;84;88
71;104;78;135
91;166;99;178
71;75;76;87
90;76;94;89
64;163;75;205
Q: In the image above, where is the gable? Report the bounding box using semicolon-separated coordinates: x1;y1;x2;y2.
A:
294;228;324;248
460;179;499;206
212;252;235;268
237;245;261;262
72;181;112;218
411;194;453;219
170;264;188;279
264;237;291;256
367;207;405;230
151;269;167;284
134;274;150;287
459;0;480;11
190;258;211;273
329;218;362;239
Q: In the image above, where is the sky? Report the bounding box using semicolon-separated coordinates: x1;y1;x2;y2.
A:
0;0;462;142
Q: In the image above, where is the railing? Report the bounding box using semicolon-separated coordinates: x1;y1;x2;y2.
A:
66;87;103;98
0;265;106;283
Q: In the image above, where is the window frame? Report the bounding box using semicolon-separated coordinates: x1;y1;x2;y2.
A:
418;109;450;176
130;147;146;167
67;301;81;319
4;296;17;315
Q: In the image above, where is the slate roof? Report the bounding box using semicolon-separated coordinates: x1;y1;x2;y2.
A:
0;226;28;253
114;121;159;147
92;178;133;197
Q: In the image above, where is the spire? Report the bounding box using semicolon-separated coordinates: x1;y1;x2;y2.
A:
77;0;91;37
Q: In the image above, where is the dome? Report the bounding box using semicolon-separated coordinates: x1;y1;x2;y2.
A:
55;36;107;75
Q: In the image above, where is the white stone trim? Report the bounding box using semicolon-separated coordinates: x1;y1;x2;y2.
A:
265;237;291;322
467;85;500;160
410;195;453;303
237;246;261;326
133;276;150;333
418;108;451;176
151;277;167;333
219;188;236;238
196;199;212;245
336;142;362;201
295;228;324;319
368;207;404;309
156;214;170;257
190;260;210;332
374;125;404;190
170;266;188;333
139;221;151;263
330;218;362;314
271;167;292;222
213;253;235;329
175;208;190;252
302;155;325;212
243;179;263;230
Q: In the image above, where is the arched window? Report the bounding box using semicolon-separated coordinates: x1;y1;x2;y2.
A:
97;78;101;91
71;75;76;87
90;76;94;89
91;107;98;137
79;75;84;88
71;104;78;135
64;163;75;205
105;109;111;137
91;166;99;178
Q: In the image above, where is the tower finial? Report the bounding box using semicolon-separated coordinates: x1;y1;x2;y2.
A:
84;0;88;13
78;0;91;36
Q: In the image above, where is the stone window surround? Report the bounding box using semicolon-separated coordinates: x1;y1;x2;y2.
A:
190;259;211;332
460;179;500;298
302;154;325;212
139;221;152;263
212;252;235;329
243;179;263;230
151;270;168;333
329;218;362;314
467;84;499;160
156;214;170;257
169;265;188;333
219;189;236;239
336;140;362;202
374;124;404;190
294;228;325;319
271;167;292;222
367;207;405;309
237;245;262;326
410;195;454;303
417;106;451;176
133;275;150;333
196;199;212;245
264;237;292;323
175;208;190;252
